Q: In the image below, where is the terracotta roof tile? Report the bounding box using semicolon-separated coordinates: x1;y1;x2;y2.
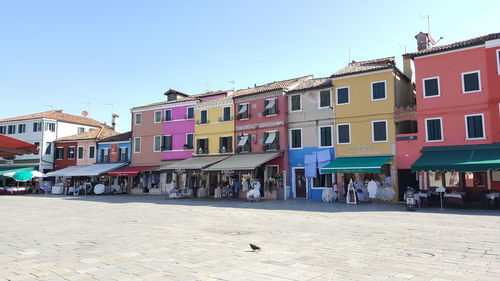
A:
98;131;132;143
131;90;231;110
405;32;500;58
287;77;333;93
233;75;313;97
56;127;119;142
331;57;395;78
0;110;109;128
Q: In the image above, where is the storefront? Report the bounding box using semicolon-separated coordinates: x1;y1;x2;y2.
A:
107;165;158;194
203;153;282;199
321;156;396;203
163;156;228;198
412;144;500;207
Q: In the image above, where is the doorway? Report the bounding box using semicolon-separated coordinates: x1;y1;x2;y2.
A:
397;169;418;201
294;168;306;198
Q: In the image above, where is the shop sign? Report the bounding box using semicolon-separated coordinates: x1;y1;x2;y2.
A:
348;144;375;151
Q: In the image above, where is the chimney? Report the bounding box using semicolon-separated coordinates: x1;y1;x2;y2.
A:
415;32;429;51
112;113;120;132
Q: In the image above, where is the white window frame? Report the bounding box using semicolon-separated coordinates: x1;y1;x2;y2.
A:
497;49;500;76
133;137;141;153
318;89;332;109
336;123;351;145
423;77;441;98
371;80;387;101
371;120;388;143
77;146;84;159
464;113;486;140
200;109;208;124
264;98;278;116
312;172;334;189
153;135;161;152
221;106;231;122
237;103;250;120
67;146;76;159
186;133;194;150
289;94;302;112
336;86;350;105
186;107;195;119
425;117;444;142
88;146;95;159
164;109;172;122
154;111;162;123
318;125;334;147
289;128;303;150
56;147;64;160
461;70;482;94
134;113;142;125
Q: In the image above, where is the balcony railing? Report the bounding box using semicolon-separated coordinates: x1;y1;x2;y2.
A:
218;147;233;153
237;144;252;153
263;108;279;116
196;148;208;154
218;116;234;122
237;113;251;120
263;143;280;151
196;119;210;125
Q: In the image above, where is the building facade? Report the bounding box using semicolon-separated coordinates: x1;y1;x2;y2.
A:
286;78;335;200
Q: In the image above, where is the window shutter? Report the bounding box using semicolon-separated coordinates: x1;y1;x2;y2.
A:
275;131;279;144
228;136;232;151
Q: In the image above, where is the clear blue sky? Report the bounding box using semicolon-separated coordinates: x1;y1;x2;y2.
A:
1;0;498;132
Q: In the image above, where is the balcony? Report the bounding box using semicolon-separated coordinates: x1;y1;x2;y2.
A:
237;144;252;153
218;147;233;153
263;143;280;151
196;119;210;125
263;108;279;117
97;156;110;163
237;113;251;120
218;116;234;122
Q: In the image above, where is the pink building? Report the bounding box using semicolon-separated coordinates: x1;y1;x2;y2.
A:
405;32;500;205
232;76;313;198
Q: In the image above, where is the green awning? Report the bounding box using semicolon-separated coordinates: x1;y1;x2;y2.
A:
412;143;500;172
320;156;393;173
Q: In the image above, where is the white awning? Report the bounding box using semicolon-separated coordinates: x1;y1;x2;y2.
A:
238;104;247;113
164;156;228;170
204;153;280;171
237;135;249;146
265;132;276;144
265;99;275;109
46;166;85;177
47;163;126;177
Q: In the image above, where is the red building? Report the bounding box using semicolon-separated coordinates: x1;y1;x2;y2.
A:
404;32;500;205
54;141;78;170
231;76;313;198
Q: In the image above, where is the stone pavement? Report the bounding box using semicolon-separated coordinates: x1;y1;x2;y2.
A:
1;195;500;281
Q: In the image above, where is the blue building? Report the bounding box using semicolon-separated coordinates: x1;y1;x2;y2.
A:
97;131;132;164
285;78;335;200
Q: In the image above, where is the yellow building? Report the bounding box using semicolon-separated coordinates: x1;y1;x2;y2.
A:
321;57;413;202
194;97;235;156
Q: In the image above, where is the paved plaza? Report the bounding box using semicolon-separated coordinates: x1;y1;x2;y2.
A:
1;195;500;281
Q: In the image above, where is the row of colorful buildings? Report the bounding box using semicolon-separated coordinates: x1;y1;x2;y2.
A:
2;31;500;205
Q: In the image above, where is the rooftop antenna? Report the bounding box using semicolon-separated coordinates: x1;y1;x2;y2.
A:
86;102;91;114
420;14;431;34
399;43;407;53
205;82;212;92
344;45;351;63
227;80;235;90
105;103;114;114
46;105;54;110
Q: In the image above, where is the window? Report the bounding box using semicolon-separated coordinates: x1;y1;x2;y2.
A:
18;124;26;134
154;111;162;123
77;146;84;159
89;146;95;159
77;127;85;134
7;125;15;134
45;122;55;132
371;81;386;100
462;71;481;93
497;49;500;75
34;142;40;149
187;107;194;119
465;114;485;139
336;87;349;105
319;126;333;147
313;171;333;188
134;137;141;153
0;126;5;134
425;118;443;142
100;148;109;162
263;131;279;150
221;106;231;122
67;147;75;159
337;124;350;144
237;103;249;119
237;134;251;153
45;142;52;155
164;110;172;121
200;110;208;124
372;121;388;142
197;138;208;154
290;95;301;111
290;129;302;149
153;135;161;152
319;90;331;108
134;113;142;125
185;133;194;149
118;147;129;162
56;147;64;159
33;122;42;132
219;136;233;153
423;77;440;97
264;98;278;116
162;135;173;151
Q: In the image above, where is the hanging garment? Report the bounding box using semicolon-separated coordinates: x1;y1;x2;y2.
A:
304;154;317;178
367;180;378;199
316;150;331;169
242;180;249;191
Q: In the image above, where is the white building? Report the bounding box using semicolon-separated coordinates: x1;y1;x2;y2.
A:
0;110;109;173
